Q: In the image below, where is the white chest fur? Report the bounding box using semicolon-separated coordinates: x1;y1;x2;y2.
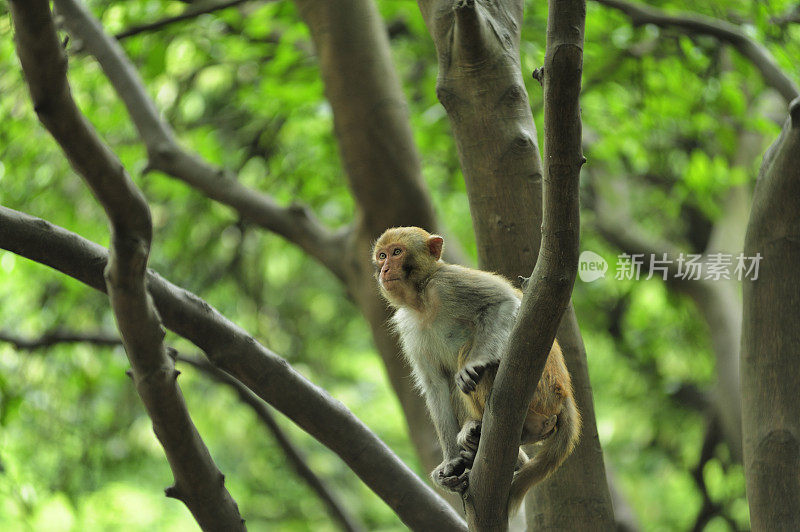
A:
391;308;467;388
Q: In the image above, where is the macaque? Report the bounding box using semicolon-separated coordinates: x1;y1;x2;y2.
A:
372;226;580;512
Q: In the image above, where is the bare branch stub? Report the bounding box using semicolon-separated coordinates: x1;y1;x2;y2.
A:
532;67;544;86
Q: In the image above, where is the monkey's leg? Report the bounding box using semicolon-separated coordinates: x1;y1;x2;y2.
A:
432;457;470;493
459;420;528;471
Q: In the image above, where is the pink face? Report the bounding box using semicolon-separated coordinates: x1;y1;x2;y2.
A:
374;242;407;289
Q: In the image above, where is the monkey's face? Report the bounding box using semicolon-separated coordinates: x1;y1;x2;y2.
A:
372;227;443;307
373;242;409;293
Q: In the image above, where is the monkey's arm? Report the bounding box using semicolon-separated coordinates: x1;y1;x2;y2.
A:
421;372;462;460
420;371;471;491
455;296;518;393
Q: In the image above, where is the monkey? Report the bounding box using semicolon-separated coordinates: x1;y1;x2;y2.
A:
372;226;580;513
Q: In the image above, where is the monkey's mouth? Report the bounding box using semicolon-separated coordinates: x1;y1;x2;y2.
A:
382;277;401;286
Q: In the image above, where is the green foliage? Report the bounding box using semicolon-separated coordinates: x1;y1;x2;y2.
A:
1;0;794;529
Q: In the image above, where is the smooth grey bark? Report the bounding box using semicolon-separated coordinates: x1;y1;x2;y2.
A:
417;0;613;529
9;2;247;529
741;98;800;530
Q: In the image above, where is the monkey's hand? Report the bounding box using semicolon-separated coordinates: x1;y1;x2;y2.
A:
432;457;470;494
455;361;498;394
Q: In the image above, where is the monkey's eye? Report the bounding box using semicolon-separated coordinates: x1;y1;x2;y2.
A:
378;252;386;260
392;248;402;256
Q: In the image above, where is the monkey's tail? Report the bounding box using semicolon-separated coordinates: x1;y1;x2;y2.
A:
507;395;581;514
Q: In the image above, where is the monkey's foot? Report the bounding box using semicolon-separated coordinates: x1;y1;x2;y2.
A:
457;420;482;467
455;361;497;394
432;457;470;494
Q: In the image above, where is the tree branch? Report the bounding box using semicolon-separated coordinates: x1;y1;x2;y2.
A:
591;189;689;283
0;206;467;532
9;1;246;528
114;0;258;41
590;172;745;461
741;99;800;530
292;0;454;242
594;0;800;103
0;327;366;532
420;0;611;527
418;0;546;278
0;330;120;350
467;0;586;526
770;4;800;27
52;0;347;281
178;355;367;532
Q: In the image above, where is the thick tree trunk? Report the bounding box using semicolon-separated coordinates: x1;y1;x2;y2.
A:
417;0;614;528
526;307;614;529
293;0;467;509
741;100;800;530
293;0;440;475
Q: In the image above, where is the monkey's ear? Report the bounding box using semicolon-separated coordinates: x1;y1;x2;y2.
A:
427;235;444;260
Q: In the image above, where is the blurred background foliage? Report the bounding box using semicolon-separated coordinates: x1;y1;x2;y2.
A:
0;0;795;529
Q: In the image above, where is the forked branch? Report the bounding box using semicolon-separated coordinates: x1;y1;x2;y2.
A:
53;0;347;279
9;1;245;528
466;0;586;527
0;206;467;532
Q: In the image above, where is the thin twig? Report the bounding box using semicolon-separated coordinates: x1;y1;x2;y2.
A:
114;0;257;41
0;330;121;350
